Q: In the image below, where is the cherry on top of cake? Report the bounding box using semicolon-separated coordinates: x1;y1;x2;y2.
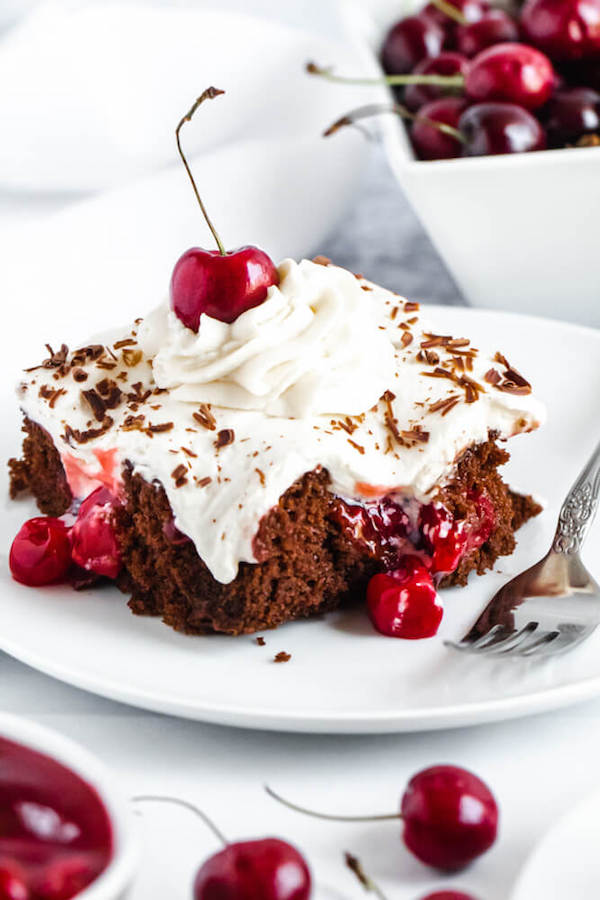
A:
169;87;279;332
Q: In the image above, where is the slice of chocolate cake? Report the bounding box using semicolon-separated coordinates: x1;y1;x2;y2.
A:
9;258;544;637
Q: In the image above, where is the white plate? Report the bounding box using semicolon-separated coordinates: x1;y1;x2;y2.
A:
2;307;600;733
511;789;600;900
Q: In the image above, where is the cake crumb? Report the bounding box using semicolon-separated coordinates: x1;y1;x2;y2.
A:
256;636;266;646
274;651;291;663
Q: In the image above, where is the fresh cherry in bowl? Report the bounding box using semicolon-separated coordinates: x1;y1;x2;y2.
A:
543;86;600;145
404;52;469;110
465;43;555;110
382;16;445;75
521;0;600;61
459;101;547;155
456;10;520;57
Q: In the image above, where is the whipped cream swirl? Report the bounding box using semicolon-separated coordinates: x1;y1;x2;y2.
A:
138;258;396;418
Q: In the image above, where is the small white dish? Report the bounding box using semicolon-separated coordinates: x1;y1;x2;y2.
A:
2;306;600;734
0;712;138;899
510;788;600;900
338;0;600;328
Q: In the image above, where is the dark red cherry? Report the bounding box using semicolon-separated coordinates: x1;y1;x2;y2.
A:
0;862;29;900
466;43;554;109
71;486;121;579
521;0;600;61
194;838;311;900
419;504;467;574
543;86;600;145
9;517;71;587
456;10;519;57
405;52;469;110
366;556;443;639
459;102;546;155
401;765;499;870
170;246;279;330
421;0;489;31
421;893;478;900
35;856;98;900
411;97;469;160
382;16;445;74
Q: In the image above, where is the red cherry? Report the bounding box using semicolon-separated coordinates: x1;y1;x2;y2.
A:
456;10;519;57
411;97;469;160
9;517;71;587
35;856;98;900
543;85;600;145
367;556;443;639
421;0;489;29
465;43;554;109
421;893;478;900
71;486;121;579
405;52;470;110
194;838;311;900
382;16;445;75
459;102;547;155
401;765;499;871
521;0;600;61
419;503;468;574
0;862;29;900
170;245;279;330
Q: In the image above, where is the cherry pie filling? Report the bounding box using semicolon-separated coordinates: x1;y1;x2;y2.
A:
331;490;496;639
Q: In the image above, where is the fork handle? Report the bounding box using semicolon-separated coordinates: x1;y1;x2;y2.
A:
552;438;600;555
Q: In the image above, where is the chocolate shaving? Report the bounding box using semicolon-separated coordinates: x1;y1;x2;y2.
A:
81;389;106;422
147;422;174;434
255;467;266;486
72;368;88;383
122;348;142;367
96;360;117;370
71;345;104;366
193;404;217;431
390;306;399;321
113;338;137;349
181;446;197;458
42;344;69;369
127;382;152;404
400;331;413;348
96;378;122;408
492;353;532;395
121;414;145;431
484;368;502;385
171;464;188;487
416;349;440;366
214;428;235;449
312;255;331;266
196;476;212;488
348;439;365;454
404;301;420;312
401;427;429;445
430;394;460;415
63;417;114;445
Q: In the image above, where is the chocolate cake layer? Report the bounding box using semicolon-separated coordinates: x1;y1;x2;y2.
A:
10;416;540;636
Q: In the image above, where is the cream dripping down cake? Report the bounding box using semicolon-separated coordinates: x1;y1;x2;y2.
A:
8;91;545;641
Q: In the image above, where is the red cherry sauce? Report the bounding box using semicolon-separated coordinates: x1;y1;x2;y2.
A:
0;737;113;899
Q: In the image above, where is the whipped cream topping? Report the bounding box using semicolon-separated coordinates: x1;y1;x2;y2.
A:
18;259;545;584
138;259;396;418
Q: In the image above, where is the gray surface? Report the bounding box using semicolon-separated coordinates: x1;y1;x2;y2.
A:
320;146;465;305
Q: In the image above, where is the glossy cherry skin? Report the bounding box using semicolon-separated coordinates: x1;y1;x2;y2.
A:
421;0;489;45
521;0;600;61
459;102;546;155
411;97;469;160
456;10;519;57
382;16;445;74
401;765;498;871
419;504;467;574
367;556;443;639
194;838;311;900
543;86;600;145
405;52;469;110
466;43;554;109
71;487;121;579
0;862;29;900
420;893;478;900
170;245;279;331
9;517;71;587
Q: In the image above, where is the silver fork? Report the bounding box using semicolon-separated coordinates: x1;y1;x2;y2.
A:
447;439;600;659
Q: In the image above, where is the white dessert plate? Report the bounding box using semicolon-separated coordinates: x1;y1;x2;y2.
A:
510;789;600;900
2;306;600;734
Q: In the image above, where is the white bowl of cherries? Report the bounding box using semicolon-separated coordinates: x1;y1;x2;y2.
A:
330;0;600;327
0;712;137;900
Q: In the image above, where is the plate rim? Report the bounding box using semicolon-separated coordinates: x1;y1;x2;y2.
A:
3;304;600;733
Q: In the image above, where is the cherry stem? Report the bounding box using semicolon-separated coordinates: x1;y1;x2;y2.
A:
345;853;390;900
176;87;227;257
323;101;467;144
132;794;228;846
307;61;464;90
430;0;468;25
265;786;401;823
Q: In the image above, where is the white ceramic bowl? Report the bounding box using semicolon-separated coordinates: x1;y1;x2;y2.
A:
0;712;138;899
338;0;600;327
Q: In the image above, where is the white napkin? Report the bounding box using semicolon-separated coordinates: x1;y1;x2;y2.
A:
0;1;376;366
